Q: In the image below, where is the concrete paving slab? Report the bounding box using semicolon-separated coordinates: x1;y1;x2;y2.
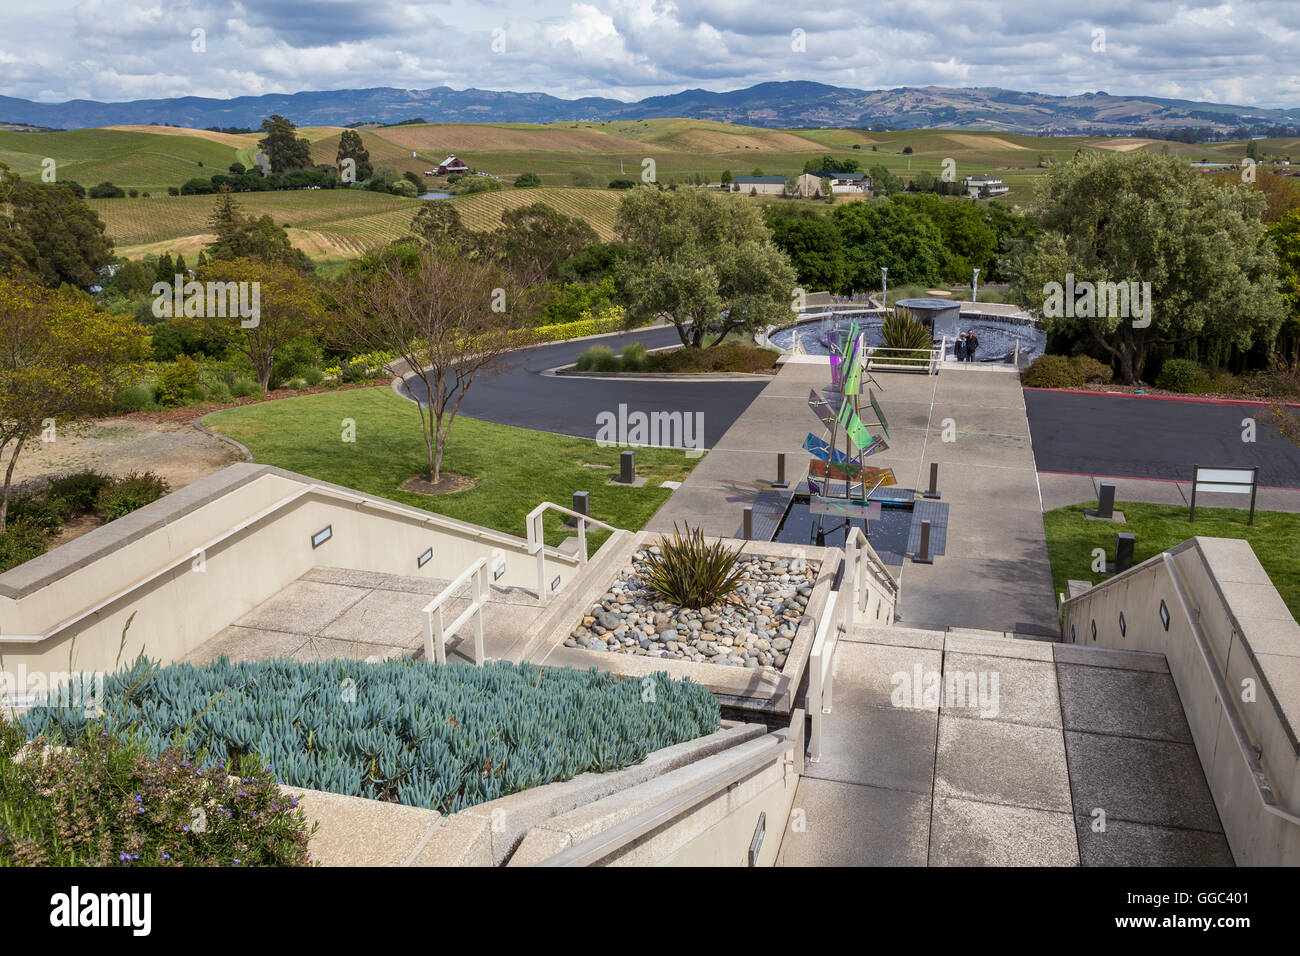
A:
927;434;1037;471
942;652;1062;727
1063;731;1224;832
804;697;937;794
929;796;1079;866
831;639;942;710
1037;473;1101;512
1056;664;1193;743
930;403;1034;435
185;624;306;664
1052;643;1169;673
318;588;431;647
236;579;370;635
934;715;1072;813
777;777;931;866
1074;817;1235;866
291;636;408;662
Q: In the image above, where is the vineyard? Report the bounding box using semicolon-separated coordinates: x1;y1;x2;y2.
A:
88;190;422;247
448;187;622;239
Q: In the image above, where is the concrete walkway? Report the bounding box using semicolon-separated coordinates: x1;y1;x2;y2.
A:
776;625;1234;866
648;361;1060;636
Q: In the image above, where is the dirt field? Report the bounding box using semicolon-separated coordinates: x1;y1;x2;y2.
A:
10;418;245;493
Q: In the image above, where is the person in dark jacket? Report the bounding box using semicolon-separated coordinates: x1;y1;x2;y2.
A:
965;329;979;362
954;332;967;362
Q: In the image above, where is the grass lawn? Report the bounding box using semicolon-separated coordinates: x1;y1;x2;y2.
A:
1043;501;1300;622
202;388;701;554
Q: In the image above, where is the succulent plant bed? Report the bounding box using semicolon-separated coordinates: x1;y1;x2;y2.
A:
19;657;721;815
564;546;821;671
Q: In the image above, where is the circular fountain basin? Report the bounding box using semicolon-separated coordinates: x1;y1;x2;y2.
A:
770;307;1046;364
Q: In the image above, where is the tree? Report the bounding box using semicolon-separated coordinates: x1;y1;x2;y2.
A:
832;200;947;289
204;189;313;273
513;172;542;188
868;164;903;196
257;115;312;174
0;165;114;290
615;187;797;348
762;204;847;293
338;245;536;482
1004;151;1285;383
720;170;733;186
486;202;598;287
335;129;373;182
188;258;326;390
1268;211;1300;362
0;277;146;530
408;201;470;249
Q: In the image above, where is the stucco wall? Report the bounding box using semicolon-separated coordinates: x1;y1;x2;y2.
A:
1061;536;1300;865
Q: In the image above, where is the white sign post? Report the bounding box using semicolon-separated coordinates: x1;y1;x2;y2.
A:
1190;465;1259;525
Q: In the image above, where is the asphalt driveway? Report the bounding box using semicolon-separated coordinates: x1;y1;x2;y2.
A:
398;326;770;449
1025;389;1300;489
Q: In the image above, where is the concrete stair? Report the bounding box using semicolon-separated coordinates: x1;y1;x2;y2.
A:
776;621;1234;866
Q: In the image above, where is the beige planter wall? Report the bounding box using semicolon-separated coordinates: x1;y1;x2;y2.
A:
1061;536;1300;866
0;464;580;678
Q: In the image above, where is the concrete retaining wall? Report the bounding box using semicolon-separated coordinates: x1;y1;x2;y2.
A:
1062;536;1300;865
0;463;580;677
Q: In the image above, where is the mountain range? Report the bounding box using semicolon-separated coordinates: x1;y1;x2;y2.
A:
2;81;1298;136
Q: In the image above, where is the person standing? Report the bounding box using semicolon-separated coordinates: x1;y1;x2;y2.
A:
955;332;967;362
965;329;979;362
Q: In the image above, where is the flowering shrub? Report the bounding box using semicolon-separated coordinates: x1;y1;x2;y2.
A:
0;718;313;866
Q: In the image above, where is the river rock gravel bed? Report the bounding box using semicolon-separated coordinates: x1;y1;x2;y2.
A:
563;547;821;671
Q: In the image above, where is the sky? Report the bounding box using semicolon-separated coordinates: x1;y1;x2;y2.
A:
3;0;1299;107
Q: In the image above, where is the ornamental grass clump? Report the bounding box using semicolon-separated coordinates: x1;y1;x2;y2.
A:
642;524;747;609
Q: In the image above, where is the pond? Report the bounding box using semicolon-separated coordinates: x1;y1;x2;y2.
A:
418;192;454;200
770;311;1046;364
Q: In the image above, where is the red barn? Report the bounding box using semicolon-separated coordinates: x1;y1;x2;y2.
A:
435;155;469;175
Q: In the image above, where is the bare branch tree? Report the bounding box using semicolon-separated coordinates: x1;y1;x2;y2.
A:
338;245;537;482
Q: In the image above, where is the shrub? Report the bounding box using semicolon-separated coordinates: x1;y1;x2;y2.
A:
157;356;201;407
576;345;619;372
620;343;648;371
1155;358;1210;393
46;471;113;515
229;377;262;398
513;172;542;188
881;313;933;351
272;339;324;388
6;494;68;536
88;182;125;198
643;344;779;374
0;717;313;867
0;521;49;573
20;657;721;814
97;472;170;521
1022;354;1083;388
204;380;232;404
1070;354;1113;384
643;525;747;609
303;367;325;387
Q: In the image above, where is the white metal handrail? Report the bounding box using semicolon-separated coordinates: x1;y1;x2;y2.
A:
422;556;491;666
525;502;619;603
843;526;900;604
863;338;946;375
807;590;841;763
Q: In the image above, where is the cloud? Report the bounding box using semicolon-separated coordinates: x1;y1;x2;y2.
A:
0;0;1295;107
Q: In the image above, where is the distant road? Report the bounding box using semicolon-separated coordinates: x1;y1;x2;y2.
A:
398;326;769;448
1025;390;1300;489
